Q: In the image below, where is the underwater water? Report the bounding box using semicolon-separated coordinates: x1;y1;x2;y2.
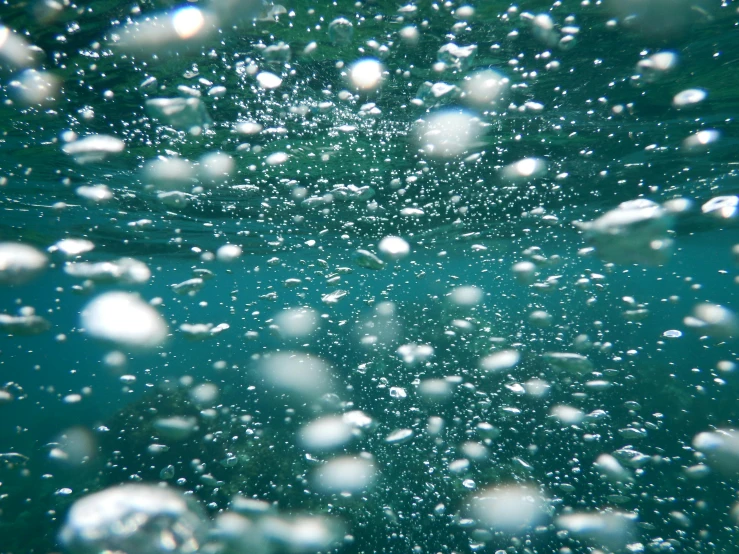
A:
1;0;739;552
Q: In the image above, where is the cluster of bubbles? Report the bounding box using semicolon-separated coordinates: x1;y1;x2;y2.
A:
0;0;739;553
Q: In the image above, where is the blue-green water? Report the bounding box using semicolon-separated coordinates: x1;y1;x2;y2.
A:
1;1;739;553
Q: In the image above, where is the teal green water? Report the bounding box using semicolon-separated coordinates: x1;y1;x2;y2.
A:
1;1;739;553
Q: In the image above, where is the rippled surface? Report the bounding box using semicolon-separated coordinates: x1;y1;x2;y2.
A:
1;1;739;553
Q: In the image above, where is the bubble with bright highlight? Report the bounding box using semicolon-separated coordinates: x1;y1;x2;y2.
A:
348;59;384;92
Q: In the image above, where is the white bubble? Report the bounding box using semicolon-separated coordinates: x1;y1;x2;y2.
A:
673;88;707;108
418;379;453;402
199;151;234;185
399;25;420;46
49;239;95;257
172;6;207;39
453;5;475;19
0;26;38;68
543;352;593;374
594;454;633;483
685;303;738;339
65;258;151;285
523;379;550;398
153;417;197;441
377;236;410;261
683;129;720;152
396;343;434;365
103;351;127;369
636;51;678;82
313;456;377;494
51;427;96;466
112;6;216;52
574;199;674;265
479;350;521;373
462;69;510;109
502;157;548;181
145;97;212;131
234;121;263;135
385;428;414;444
81;292;168;348
258;352;333;397
266;152;289;165
189;383;219;407
469;485;547;533
274;307;319;339
437;43;477;70
76;185;114;203
556;511;635;552
353;249;385;270
256;71;282;90
449;285;484;307
414;110;482;158
0;243;47;285
216;244;242;262
172;277;204;295
144;157;196;191
511;260;537;284
59;484;206;554
9;69;59;105
702;195;737;219
299;416;353;452
260;516;344;552
349;58;383;92
551;405;585;424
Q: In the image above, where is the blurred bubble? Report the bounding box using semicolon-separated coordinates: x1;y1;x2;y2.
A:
328;17;353;45
377;236;410;261
469;485;547;533
551;405;585;425
189;383;219;407
59;484;207;554
299;416;353;452
62;135;125;164
673;88;707;109
81;292;168;349
145;97;212;131
312;456;377;494
574;199;674;265
635;51;678;83
111;7;217;53
479;350;521;373
144;157;196;191
258;352;333;397
274;307;319;340
449;285;484;307
50;427;96;466
702;195;738;219
0;26;39;68
414;110;482;158
502;157;548;181
461;69;509;109
153;417;197;441
348;59;384;92
216;244;242;262
684;303;738;339
556;511;636;552
0;243;47;285
256;71;282;90
198;152;234;186
9;69;59;105
683;129;720;152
